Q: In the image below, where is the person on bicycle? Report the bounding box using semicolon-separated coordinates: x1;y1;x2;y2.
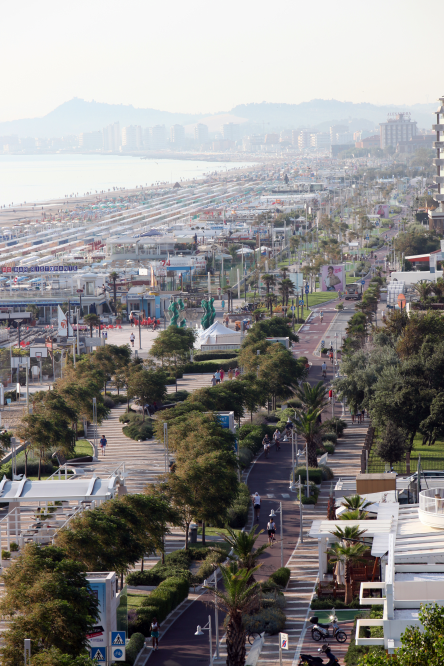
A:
329;350;334;365
263;435;270;458
273;428;281;451
267;518;276;546
285;417;293;439
321;361;327;379
320;310;324;323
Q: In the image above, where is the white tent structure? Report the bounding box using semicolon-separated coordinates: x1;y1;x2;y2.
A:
196;321;241;349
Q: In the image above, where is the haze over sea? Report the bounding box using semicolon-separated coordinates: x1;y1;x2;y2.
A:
0;154;256;209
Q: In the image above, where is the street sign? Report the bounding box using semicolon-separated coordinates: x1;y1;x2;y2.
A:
111;647;126;662
77;289;84;293
321;340;325;348
279;633;289;650
90;647;106;662
111;632;126;646
299;299;304;306
305;285;309;294
361;280;365;285
290;306;295;312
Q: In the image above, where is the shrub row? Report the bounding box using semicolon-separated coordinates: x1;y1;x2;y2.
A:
311;596;364;610
298;481;320;505
227;482;251;528
243;607;286;635
293;465;334;484
323;417;347;437
129;577;189;636
119;412;154;440
0;460;55;480
194;351;239;361
182;359;239;373
269;567;291;588
126;547;225;587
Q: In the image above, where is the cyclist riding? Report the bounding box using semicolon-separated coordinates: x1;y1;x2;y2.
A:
263;435;271;458
320;310;324;323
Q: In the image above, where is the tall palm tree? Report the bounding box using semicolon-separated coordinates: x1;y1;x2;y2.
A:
326;541;368;605
294;408;325;467
262;274;275;315
205;563;260;666
108;271;120;313
218;525;269;572
278;278;295;306
414;280;433;302
295;381;328;411
329;524;367;544
83;313;101;338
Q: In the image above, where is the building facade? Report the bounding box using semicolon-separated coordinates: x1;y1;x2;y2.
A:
380;113;417;148
122;125;143;150
79;131;103;150
102;123;121;151
170;124;185;146
194;123;209;143
429;96;444;232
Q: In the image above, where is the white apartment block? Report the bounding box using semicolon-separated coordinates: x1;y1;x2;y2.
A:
194;123;209;143
102;122;121;151
380;113;417;148
170;124;185;145
122;125;143;150
298;130;311;150
310;132;331;150
222;123;240;141
149;125;167;150
330;124;348;145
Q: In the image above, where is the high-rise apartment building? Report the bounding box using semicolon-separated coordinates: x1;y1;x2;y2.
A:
79;131;103;150
149;125;166;150
102;122;121;151
222;123;240;141
330;124;348;145
430;97;444;231
194;123;209;143
379;113;417;148
122;125;143;150
310;132;330;150
298;130;311;150
170;124;185;145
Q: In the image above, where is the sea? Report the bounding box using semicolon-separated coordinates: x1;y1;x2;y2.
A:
0;154;256;208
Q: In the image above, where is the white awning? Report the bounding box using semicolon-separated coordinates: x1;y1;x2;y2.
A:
0;476;119;502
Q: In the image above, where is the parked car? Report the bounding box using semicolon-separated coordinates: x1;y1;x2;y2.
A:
407;470;444;482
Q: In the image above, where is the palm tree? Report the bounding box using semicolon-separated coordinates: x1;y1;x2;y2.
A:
414;280;433;302
205;563;260;666
340;495;372;516
108;271;120;313
218;525;269;573
262;274;276;316
329;524;367;544
295;381;328;411
83;313;101;338
340;509;369;520
326;541;368;605
278;278;295;306
294;408;325;467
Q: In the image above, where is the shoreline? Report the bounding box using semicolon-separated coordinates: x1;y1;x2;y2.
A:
0;155;266;226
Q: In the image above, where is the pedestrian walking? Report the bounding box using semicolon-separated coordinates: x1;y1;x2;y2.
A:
210;374;217;387
263;434;271;458
273;428;281;451
130;332;135;347
350;407;355;424
356;408;361;424
252;492;261;522
320;310;324;323
150;617;160;651
267;517;276;546
321;361;327;379
228;367;233;380
215;370;221;384
328;389;333;403
234;368;240;378
129;313;134;327
219;368;225;382
99;434;107;456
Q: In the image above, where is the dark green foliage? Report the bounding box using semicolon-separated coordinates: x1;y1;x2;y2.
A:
344;607;384;666
125;632;145;664
297;481;320;504
323;417;347;437
269;567;291;588
0;460;54;480
321;432;337;444
194;351;238;361
227;482;251;528
122;416;154;441
166;390;190;403
376;422;407;467
311;597;364;609
128;578;190;636
182;359;239;373
293;466;323;483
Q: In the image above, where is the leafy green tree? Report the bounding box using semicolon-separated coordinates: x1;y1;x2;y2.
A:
149;326;195;369
218;525;268;573
0;545;98;666
243;316;298;346
127;368;167;420
359;603;444;666
326;540;367;605
257;344;302;410
31;649;96;666
377;422;407;469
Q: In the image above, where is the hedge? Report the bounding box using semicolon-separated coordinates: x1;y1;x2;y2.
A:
166;390;190;403
323;418;347;437
194;351;238;361
0;460;54;480
182;359;239;373
269;567;291;588
227;482;251;528
293;466;336;484
311;597;364;610
321;433;337;444
298;481;320;505
122;418;153;441
128;577;189;636
125;632;145;664
243;607;286;635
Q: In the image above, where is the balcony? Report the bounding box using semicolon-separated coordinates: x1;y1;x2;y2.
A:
418;488;444;528
432;124;444;131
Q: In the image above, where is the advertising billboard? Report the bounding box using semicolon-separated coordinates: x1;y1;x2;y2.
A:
88;582;107;646
375;204;389;219
320;265;345;293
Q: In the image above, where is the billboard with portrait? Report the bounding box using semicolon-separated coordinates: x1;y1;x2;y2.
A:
320;264;345;293
375;204;389;219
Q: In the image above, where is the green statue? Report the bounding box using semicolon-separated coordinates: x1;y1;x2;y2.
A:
209;297;216;326
200;298;216;329
168;300;180;326
177;299;187;328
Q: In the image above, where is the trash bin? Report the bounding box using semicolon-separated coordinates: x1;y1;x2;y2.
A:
189;523;198;544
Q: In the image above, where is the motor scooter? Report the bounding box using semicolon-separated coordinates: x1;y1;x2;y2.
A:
299;644;340;665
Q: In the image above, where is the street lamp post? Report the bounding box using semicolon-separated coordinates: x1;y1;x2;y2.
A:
269;503;284;568
194;616;213;666
204;572;220;660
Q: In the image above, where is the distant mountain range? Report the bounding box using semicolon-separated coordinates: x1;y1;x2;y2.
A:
0;98;437;138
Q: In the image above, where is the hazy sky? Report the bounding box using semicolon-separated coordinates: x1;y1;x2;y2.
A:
1;0;440;122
